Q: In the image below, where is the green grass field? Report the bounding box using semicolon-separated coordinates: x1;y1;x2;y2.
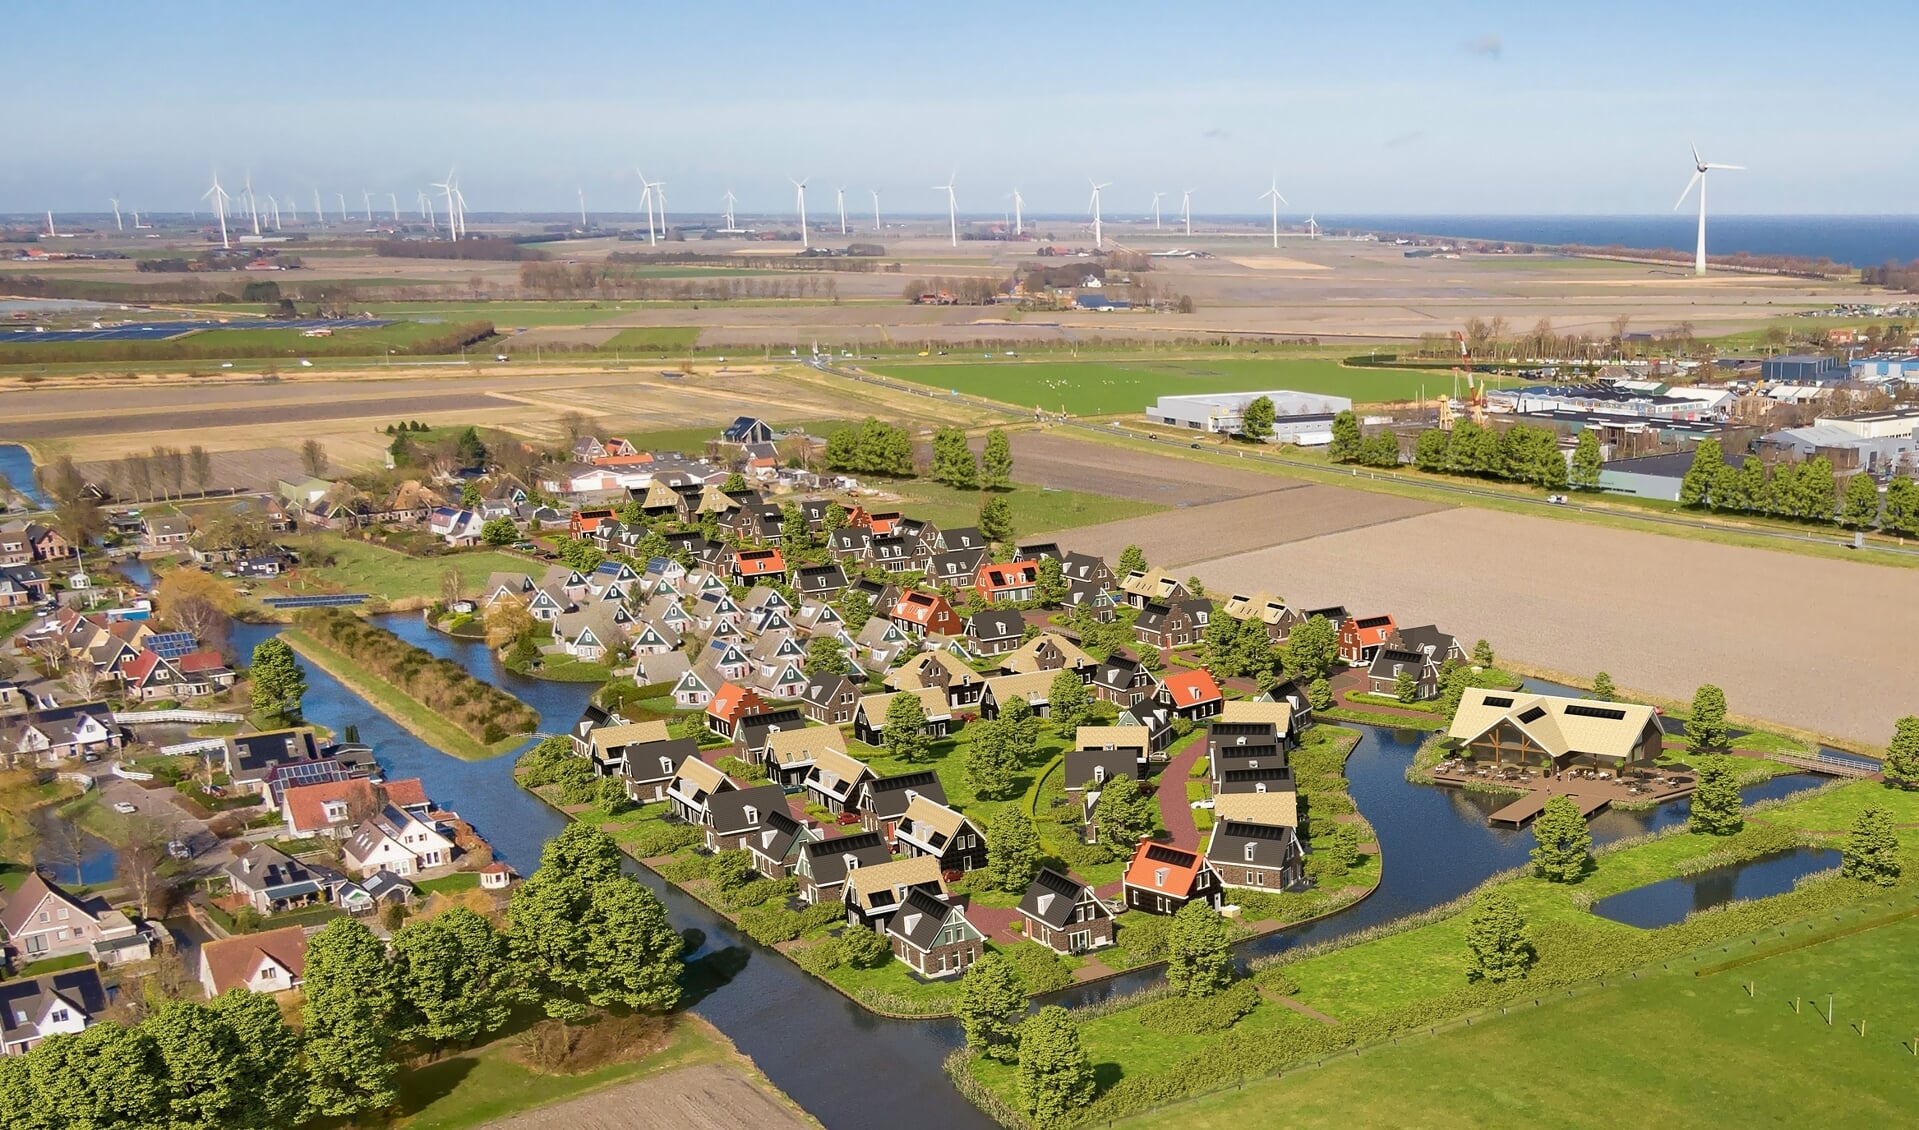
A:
869;357;1522;414
888;480;1162;536
279;537;531;601
1128;915;1919;1128
360;300;630;326
601;326;701;352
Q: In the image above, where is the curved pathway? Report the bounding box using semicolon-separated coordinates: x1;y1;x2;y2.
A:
1157;737;1203;849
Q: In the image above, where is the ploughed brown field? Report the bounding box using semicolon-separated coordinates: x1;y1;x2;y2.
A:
1187;507;1917;747
478;1063;809;1130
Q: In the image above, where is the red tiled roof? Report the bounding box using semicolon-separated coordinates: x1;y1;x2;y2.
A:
892;590;950;624
1159;668;1222;705
200;926;307;995
1347;615;1395;644
706;682;764;724
282;777;428;834
1124;840;1208;897
176;650;230;674
736;549;785;576
121;649;163;684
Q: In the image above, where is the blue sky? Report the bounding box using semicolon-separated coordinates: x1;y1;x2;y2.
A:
6;0;1914;217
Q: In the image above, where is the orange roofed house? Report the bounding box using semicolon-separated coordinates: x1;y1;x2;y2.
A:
974;560;1039;604
729;547;787;583
890;589;964;638
1122;841;1221;915
705;681;768;740
1157;668;1224;723
1339;614;1396;666
197;925;309;997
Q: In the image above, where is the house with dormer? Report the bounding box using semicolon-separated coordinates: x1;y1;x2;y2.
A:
800;671;862;727
0;968;109;1057
884;650;985;710
842;854;944;930
0;873;149;967
852;688;952;745
889;589;963;638
884;888;984;979
704;783;789;853
1122;841;1221;915
893;794;987;874
803;747;877;815
197;926;309;999
745;809;820;879
794;829;891;905
342;804;454;877
1018;868;1116;954
666;757;737;825
998;632;1098;682
621;735;702;804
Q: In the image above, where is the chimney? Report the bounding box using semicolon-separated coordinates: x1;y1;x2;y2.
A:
241;855;254;874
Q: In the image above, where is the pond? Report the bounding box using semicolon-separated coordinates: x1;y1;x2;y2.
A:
0;443;47;508
222;617;1835;1129
30;807;117;888
1588;847;1842;929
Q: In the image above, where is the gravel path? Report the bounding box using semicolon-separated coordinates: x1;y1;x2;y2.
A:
480;1063;808;1130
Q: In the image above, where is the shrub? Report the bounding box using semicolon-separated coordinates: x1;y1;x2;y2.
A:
1116;914;1171;959
628;823;702;858
1188;757;1210;778
839;924;892;969
794;937;846;975
716;877;796;912
1253;965;1299;996
1000;940;1074;994
715;756;768;782
656;854;711;883
1136;980;1260;1034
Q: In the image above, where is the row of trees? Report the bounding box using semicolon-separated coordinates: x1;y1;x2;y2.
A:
0;824;684;1127
1403;420;1571;489
823;418;914;477
928;428;1013;490
293;609;538;743
1680;440;1919;532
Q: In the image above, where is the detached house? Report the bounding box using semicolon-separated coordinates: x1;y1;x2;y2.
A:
225;844;341;915
853;688;952;745
842;854;944;930
965;608;1025;657
622;736;702;804
999;632;1098;682
197;925;309;998
1158;669;1224;722
974;560;1038;604
1134;597;1212;650
885;650;985;710
1118;567;1186;609
804;747;876;815
857;770;946;841
1365;625;1466;700
1339;614;1396;666
705;783;790;853
1205;820;1304;891
800;672;862;726
977;670;1057;720
0;873;150;966
795;563;848;598
730;547;787;583
343;805;454;877
1447;688;1664;775
1093;654;1158;708
890;589;964;638
1018;868;1116;955
0;968;109;1057
795;830;891;905
894;794;987;874
705;682;769;740
1122;841;1221;915
745;810;820;879
764;724;850;790
884;888;985;979
666;758;737;825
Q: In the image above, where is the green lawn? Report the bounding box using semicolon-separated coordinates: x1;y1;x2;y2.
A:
279;536;531;602
888;480;1161;537
1124;916;1919;1128
868;357;1528;415
281;628;526;761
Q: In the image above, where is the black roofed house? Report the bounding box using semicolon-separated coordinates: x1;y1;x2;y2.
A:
622;736;703;805
1205;819;1304;891
926;547;988;589
1134;597;1212;649
795;562;849;598
1065;731;1146;794
1207;720;1292;790
884;887;985;979
857;770;947;841
894;794;987;874
794;829;891;904
1017;867;1115;955
704;783;790;853
1015;540;1063;560
1366;625;1465;700
746;809;820;879
940;526;987;553
870;533;927;573
224;727;360;803
721;416;775;445
965;607;1026;657
738;707;808;765
225;843;342;915
842;854;945;930
828;527;873;562
0;967;110;1056
1093;654;1159;708
804;747;877;815
800;672;861;726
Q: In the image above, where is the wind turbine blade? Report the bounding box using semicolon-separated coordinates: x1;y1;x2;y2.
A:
1689;140;1702;167
1705;163;1745;171
1674;171;1702;210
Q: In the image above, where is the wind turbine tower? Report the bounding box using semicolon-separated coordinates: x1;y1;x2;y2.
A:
244;173;260;236
578;186;587;230
871;189;881;233
285;194;299;223
45;212;56;239
1151;191;1164;230
1011;189;1023;236
1675;141;1743;276
1088;180;1110;250
647;178;666;234
791;177;810;249
313;188;324;225
390;193;400;223
723;189;737;232
836;186;847;235
934;176;958;247
1258;174;1288;249
1181;188;1194;237
634;168;657;244
202;173;231;250
337;193;349;225
109;198;123;232
268;195;281;230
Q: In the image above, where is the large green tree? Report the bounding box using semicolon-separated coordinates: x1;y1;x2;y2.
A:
1678;439;1725;508
301;917;400;1118
248;637;307;719
1840;471;1882;529
979;495;1014;543
1283;615;1339;681
1035;555;1067;607
1047;670;1092;730
1685;684;1729;751
986;807;1042;893
802;633;849;677
981;428;1014;490
1413;428;1451;472
29;1018;169;1129
1328;410;1362;463
1529;795;1592;882
392;906;519;1049
1688;758;1744;836
1117;544;1147;576
1016;1006;1096;1124
1881;476;1919;536
1240;395;1275;441
963;718;1023;800
1464;889;1534;983
1841;805;1901;886
1884;715;1919;789
480;515;518;545
212;986;312;1128
508;823;684;1022
883;691;932;764
1569;430;1602;490
1165;900;1235;998
1090;774;1156;849
956;952;1028;1062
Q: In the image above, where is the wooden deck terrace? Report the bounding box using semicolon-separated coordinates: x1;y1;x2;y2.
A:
1427;761;1696;828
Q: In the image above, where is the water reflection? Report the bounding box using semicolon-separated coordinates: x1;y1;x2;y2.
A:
1589;848;1841;928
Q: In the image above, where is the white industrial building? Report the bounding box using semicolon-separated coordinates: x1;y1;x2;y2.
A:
1146;390;1353;444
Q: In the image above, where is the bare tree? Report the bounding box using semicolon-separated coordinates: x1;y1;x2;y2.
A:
344;780;390;829
28;635;68;676
440;567;465;606
557;410;589;448
301;438;328;478
126;453;154;503
42;819;93;886
167;595;229;652
115;819;176;920
64;661;107;703
164;447;186;498
187;446;214;496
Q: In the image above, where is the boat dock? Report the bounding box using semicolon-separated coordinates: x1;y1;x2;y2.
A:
1486;789;1613;828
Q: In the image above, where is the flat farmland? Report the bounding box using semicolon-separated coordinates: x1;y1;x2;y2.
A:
871;357;1514;414
1189;507;1918;746
476;1064;808;1130
1041;485;1446;566
1002;430;1285;505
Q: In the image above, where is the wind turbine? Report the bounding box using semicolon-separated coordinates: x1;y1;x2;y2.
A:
389;193;400;223
647;179;666;234
723;189;737;231
362;190;374;223
1151;191;1164;230
267;195;281;230
431;175;457;241
791;177;810;249
285;194;299;223
836;186;847;235
313;187;324;225
934;175;958;247
244;173;260;236
577;186;587;230
1675;141;1744;276
1180;188;1194;237
870;189;880;233
1088;180;1110;250
452;185;468;239
44;212;56;239
421;192;436;233
1258;174;1288;249
1010;188;1023;236
336;193;348;225
1305;213;1319;240
131;210;142;229
634;168;657;244
109;197;123;232
202;173;231;250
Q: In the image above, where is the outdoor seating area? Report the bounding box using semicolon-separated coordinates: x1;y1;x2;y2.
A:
1429;756;1698;827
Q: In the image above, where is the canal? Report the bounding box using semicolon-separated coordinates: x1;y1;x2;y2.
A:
0;443;49;508
221;616;1831;1129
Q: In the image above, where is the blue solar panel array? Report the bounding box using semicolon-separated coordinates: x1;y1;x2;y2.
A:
0;318;391;345
145;632;198;659
262;594;370;609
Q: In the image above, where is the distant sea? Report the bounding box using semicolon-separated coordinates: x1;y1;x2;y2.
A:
1308;215;1919;269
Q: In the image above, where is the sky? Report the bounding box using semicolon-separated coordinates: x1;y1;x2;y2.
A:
6;0;1915;218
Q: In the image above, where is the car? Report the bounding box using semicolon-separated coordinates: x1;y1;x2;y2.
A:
166;840;193;860
111;801;137;815
1190;443;1202;449
81;751;101;763
1546;494;1568;505
495;353;509;362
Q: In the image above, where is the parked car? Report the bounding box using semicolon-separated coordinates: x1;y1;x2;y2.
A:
111;801;137;815
1546;494;1568;505
81;751;101;763
166;840;193;860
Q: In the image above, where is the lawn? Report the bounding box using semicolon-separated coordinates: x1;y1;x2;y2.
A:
868;357;1528;415
888;480;1161;537
281;627;526;761
602;326;700;352
278;536;531;602
1123;915;1919;1128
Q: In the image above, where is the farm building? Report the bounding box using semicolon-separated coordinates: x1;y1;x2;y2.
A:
1145;390;1353;442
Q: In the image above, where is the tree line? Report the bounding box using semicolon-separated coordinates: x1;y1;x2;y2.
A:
822;418;915;477
376;238;547;261
0;320;494;367
1679;439;1919;532
0;824;683;1130
293;609;538;743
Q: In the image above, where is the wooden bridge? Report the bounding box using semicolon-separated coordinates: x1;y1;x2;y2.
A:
1768;752;1879;779
113;709;245;726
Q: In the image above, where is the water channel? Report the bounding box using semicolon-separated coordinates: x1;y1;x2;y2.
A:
0;443;49;508
218;615;1832;1129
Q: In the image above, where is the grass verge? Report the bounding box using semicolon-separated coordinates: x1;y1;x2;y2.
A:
281;628;524;761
